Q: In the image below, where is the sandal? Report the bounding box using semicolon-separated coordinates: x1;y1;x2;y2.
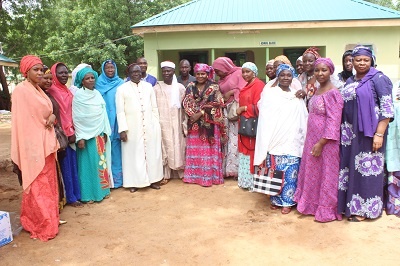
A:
347;216;366;222
270;205;279;210
160;178;170;186
130;187;138;193
69;201;84;208
281;207;292;215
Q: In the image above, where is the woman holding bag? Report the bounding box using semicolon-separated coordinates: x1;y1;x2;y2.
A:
254;64;308;214
237;62;264;190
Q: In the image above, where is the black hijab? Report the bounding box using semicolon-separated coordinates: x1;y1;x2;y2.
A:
339;50;353;81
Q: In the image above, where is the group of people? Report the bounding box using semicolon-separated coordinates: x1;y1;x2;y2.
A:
11;45;399;242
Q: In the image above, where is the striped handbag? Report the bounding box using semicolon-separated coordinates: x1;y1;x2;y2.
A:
253;157;284;196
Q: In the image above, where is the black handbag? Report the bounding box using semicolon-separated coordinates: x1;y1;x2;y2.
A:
238;116;257;137
238;104;258;138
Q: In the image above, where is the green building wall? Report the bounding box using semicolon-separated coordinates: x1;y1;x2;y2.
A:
141;26;400;84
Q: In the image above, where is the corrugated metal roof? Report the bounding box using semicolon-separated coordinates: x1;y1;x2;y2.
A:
0;54;18;67
131;0;400;28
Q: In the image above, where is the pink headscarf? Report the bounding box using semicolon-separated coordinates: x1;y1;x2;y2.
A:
212;57;246;102
194;63;214;81
19;55;43;78
212;57;237;75
47;63;75;137
314;58;335;74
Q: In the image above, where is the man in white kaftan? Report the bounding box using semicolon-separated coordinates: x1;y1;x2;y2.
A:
153;61;187;184
115;64;163;192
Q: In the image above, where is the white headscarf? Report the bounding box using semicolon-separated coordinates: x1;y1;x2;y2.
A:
161;61;181;109
69;63;92;95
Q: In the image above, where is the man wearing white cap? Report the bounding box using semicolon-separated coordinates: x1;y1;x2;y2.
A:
154;61;187;185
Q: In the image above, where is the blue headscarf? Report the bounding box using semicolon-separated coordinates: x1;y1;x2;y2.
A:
96;60;124;95
276;64;295;77
242;62;258;76
95;60;124;142
74;67;98;88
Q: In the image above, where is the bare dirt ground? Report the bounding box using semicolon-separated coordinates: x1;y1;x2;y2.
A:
1;124;400;266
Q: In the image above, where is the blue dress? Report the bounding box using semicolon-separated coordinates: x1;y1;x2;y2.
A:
96;60;124;188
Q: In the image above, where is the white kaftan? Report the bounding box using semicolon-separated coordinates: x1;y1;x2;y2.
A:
115;81;163;187
154;81;186;179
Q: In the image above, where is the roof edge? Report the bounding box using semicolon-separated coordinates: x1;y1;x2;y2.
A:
130;0;199;29
132;19;400;36
350;0;400;16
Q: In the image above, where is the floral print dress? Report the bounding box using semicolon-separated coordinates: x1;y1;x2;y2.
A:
338;72;393;219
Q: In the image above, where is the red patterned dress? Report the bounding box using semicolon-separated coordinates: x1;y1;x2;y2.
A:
182;80;227;187
294;88;343;222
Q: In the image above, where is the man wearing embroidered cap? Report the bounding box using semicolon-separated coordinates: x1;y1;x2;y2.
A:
154;61;186;185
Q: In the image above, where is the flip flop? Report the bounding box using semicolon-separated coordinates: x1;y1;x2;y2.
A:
347;216;366;222
281;207;292;214
270;205;279;210
130;187;138;193
70;201;84;208
160;179;169;186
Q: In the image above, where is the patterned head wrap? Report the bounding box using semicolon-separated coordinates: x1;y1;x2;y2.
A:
74;67;99;88
303;47;321;60
19;55;43;78
276;64;295;77
274;55;292;67
352;46;375;66
42;65;51;75
266;59;275;66
242;62;258;76
314;58;335;74
194;63;214;80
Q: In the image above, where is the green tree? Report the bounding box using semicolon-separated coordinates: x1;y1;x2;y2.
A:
43;0;190;73
364;0;399;10
0;0;190;108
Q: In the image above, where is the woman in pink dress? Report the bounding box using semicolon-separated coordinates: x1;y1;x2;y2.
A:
294;58;344;222
11;55;59;241
182;63;227;187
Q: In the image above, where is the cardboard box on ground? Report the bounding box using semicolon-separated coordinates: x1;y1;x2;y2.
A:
0;211;13;247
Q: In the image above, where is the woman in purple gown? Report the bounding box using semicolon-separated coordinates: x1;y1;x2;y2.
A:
294;58;343;222
338;46;394;222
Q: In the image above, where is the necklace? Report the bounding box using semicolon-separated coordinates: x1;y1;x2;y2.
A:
307;74;314;81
